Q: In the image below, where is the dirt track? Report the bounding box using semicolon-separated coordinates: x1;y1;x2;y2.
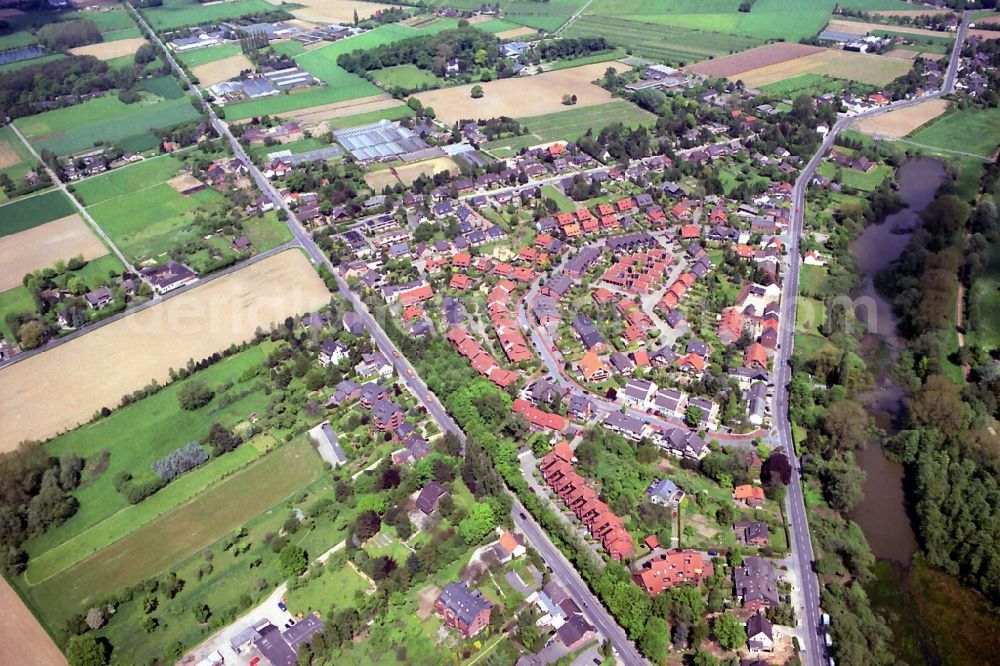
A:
413;62;628;124
0;579;66;666
0;250;329;451
0;215;108;292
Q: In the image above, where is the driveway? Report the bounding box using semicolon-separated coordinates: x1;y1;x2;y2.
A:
180;584;292;666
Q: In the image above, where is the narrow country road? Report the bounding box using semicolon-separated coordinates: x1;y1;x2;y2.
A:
127;5;646;663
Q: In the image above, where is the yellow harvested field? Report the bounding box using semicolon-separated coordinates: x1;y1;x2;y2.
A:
279;94;399;125
69;37;147;61
497;27;537;40
826;18;950;38
0;215;107;292
0;579;66;666
191;53;252;86
365;156;457;189
738;50;912;87
414;63;629;124
269;0;401;23
851;98;949;138
0;250;329;451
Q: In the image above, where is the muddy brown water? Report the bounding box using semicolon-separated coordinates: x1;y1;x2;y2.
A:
847;157;946;563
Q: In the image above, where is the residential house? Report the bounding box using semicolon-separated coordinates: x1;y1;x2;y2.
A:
416;482;450;515
647;479;684;506
734;556;779;613
318;339;349;367
735;521;770;546
746;613;774;653
632;548;714;596
435;582;492;638
733;484;765;508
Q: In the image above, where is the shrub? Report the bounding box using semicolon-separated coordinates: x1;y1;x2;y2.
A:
177;381;214;410
151;442;209;481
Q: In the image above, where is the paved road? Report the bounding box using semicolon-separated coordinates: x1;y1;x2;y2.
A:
9;124;136;275
129;6;645;662
772;12;970;666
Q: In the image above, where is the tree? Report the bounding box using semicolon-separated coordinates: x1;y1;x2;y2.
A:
177;381;214;411
685;405;704;428
355;510;381;541
639;617;670;662
471;85;484;99
85;606;105;630
193;603;211;624
66;634;108;666
278;544;307;578
459;501;497;544
822;400;869;451
17;320;46;350
713;611;746;651
762;452;792;487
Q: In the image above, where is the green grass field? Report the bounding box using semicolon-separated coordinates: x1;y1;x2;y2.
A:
908;106;1000;159
0;53;65;74
819;161;893;192
541;184;576;213
371;63;443;91
799;264;830;298
15;88;199;156
760;73;862;99
474;19;534;34
177;43;243;68
0;285;34;340
72;155;185;206
969;236;1000;351
287;563;371;616
0;124;38;200
243;212;293;250
141;0;279;31
562;15;763;64
25;436;323;625
483;100;655;154
86;182;224;262
0;30;38;51
22;346;271;562
0;190;77;237
544;48;626;71
324;104;414;130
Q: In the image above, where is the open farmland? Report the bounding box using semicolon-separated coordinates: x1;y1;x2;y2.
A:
176;43;242;68
0;124;37;200
497;26;537;39
851;98;950;138
0;579;66;666
141;0;280;31
25;437;323;625
365;155;458;189
267;0;402;23
371;63;443;91
15;82;198;156
85;179;224;262
483;100;655;155
686;42;824;78
759;73;860;98
735;49;912;87
825;18;953;38
0;215;108;292
0;250;329;451
191;53;253;85
72;156;185;206
279;93;403;125
68;37;148;61
0;190;77;236
909;106;1000;158
562;15;763;64
413;62;630;124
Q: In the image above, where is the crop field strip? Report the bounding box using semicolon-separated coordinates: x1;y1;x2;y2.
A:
140;0;280;31
25;437;324;626
0;215;109;292
0;189;77;236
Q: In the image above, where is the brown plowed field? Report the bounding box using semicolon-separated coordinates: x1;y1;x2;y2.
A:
0;579;66;666
686;43;824;78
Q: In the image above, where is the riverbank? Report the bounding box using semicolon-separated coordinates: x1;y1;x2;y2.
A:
868;556;1000;665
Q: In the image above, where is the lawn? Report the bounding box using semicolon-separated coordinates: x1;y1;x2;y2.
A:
371;63;443;91
819;161;893;192
760;73;861;98
24;436;324;625
969;235;1000;351
22;346;271;565
796;296;826;335
483;100;655;153
0;285;34;340
86;181;225;262
908;106;1000;159
141;0;280;31
544;48;626;71
15;88;199;156
0;190;77;236
243;211;294;250
72;155;185;206
541;184;576;213
0;124;38;199
287;563;371;616
0;53;65;74
799;264;830;298
177;43;243;68
562;15;764;64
